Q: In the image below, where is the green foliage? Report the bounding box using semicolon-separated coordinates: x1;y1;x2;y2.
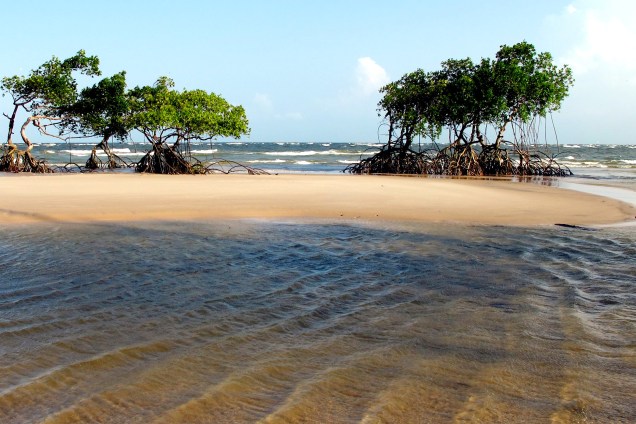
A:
1;51;102;172
378;70;443;145
127;77;176;142
348;41;575;176
1;50;100;116
2;51;250;174
378;41;573;146
491;41;573;124
128;77;250;145
127;77;250;174
62;71;130;142
175;89;250;141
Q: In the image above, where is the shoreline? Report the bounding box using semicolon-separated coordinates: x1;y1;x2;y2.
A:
1;173;634;226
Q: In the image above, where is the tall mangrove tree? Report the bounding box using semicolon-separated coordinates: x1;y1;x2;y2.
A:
346;41;575;176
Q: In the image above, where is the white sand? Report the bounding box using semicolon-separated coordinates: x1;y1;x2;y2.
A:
1;173;634;226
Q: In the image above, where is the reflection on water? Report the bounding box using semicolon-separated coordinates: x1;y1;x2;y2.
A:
0;220;635;423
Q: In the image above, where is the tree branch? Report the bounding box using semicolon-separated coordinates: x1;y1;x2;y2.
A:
20;115;65;150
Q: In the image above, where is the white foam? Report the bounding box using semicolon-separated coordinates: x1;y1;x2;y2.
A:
265;149;353;157
266;151;317;156
60;149;93;156
191;149;218;154
117;152;147;157
246;159;286;164
561;161;608;168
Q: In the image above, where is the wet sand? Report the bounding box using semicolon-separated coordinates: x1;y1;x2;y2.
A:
0;173;634;226
2;175;636;422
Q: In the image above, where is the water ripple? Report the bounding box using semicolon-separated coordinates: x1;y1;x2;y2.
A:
0;221;634;422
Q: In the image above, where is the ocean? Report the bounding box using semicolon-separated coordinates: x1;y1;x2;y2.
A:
1;141;636;423
24;141;636;180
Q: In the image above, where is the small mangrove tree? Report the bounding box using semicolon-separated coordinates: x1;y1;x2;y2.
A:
1;50;100;172
128;77;250;174
61;71;132;170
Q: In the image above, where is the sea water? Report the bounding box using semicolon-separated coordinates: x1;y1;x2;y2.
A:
1;220;635;423
21;141;636;179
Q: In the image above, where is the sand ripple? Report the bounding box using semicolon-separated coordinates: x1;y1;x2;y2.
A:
0;221;634;423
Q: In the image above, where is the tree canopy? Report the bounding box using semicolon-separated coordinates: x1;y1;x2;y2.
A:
1;52;250;174
1;50;100;171
65;71;130;144
128;77;250;173
346;41;575;176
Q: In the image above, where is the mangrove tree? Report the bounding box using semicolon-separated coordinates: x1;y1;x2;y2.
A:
346;41;575;176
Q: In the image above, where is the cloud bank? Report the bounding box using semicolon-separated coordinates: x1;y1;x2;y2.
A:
561;1;636;84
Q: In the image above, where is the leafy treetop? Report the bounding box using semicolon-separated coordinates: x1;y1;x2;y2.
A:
127;77;250;146
346;41;574;176
378;41;574;151
1;50;100;116
61;71;130;144
1;50;101;148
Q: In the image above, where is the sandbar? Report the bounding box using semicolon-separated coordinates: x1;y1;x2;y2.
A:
0;173;634;226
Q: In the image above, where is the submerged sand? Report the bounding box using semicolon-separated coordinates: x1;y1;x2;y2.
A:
0;173;634;225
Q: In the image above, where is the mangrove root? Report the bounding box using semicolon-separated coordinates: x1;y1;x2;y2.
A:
135;141;268;175
346;141;571;177
0;144;54;173
85;141;132;171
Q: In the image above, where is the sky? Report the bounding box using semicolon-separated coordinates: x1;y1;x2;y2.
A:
1;0;634;144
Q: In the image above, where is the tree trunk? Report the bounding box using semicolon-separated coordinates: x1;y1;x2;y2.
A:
495;109;517;149
20;115;63;152
6;105;19;146
20;116;37;152
495;119;510;149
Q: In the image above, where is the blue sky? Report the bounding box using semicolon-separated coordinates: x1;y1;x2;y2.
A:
1;0;634;144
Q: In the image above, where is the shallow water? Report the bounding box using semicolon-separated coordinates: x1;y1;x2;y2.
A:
0;220;635;423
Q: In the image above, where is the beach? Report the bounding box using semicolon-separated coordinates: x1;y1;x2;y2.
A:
1;173;634;226
2;174;636;423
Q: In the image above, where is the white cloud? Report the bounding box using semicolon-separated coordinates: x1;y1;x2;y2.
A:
275;112;303;121
252;93;302;121
355;57;390;95
543;1;636;143
253;93;273;111
561;1;636;80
